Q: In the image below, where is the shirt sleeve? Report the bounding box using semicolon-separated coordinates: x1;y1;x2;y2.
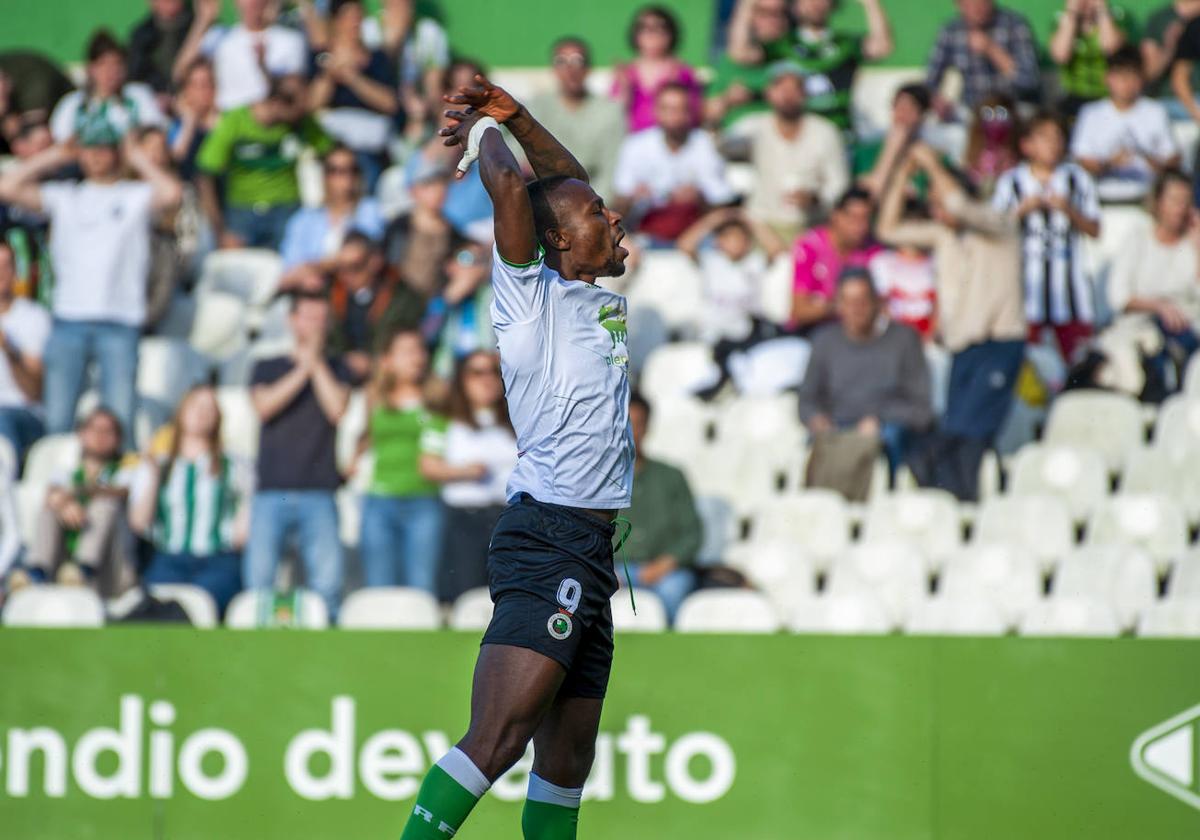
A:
129;84;167;127
489;243;550;327
1148;103;1181;160
991;170;1018;213
198;26;225;57
881;325;934;429
48;92;78;143
278;208;309;269
18;306;52;358
37;182;71;221
1071;167;1101;223
1069;106;1100;160
419;416;447;456
195;111;235;175
792;236;819;295
301;115;335;155
694;134;736;205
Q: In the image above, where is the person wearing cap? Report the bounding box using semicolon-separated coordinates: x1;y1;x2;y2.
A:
0;124;182;441
383;155;467;299
798;265;932;498
726;60;848;242
195;73;333;250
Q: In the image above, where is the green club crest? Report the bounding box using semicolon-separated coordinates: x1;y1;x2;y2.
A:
598;304;628;349
547;612;573;640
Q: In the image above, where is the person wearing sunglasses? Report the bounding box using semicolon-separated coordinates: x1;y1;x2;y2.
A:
611;5;703;133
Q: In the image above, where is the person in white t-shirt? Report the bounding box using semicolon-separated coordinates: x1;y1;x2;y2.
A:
1072;46;1181;204
0;125;182;441
174;0;308;112
0;241;50;473
50;30;167;145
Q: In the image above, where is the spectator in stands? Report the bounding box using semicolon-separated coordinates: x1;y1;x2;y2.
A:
791;187;880;333
168;58;219;182
174;0;307;112
789;0;895;133
402;132;495;245
359;329;452;596
799;268;932;496
127;0;195;99
612;6;703;133
678;208;787;398
1073;47;1180;204
613;83;736;243
963;93;1022;197
526;37;626;201
427;350;517;604
1142;0;1200;99
0;128;182;439
1167;21;1200;200
23;407;135;596
878;144;1024;501
196;74;333;250
926;0;1040;113
0;120;55;303
246;295;351;616
0;241;49;472
279;145;385;289
422;242;497;381
306;0;400;190
327;231;422;382
50;30;166;144
994;111;1101;363
707;0;794;129
1050;0;1132;116
1107;170;1200;391
129;385;251;615
383;157;463;297
624;391;702;622
857;83;933;195
731;61;849;243
868;243;938;342
133;126;194;331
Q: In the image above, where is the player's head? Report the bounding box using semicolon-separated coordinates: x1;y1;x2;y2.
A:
264;74;308;124
1152;169;1193;234
551;37;591;98
630;6;681;59
892;83;931;131
835;267;879;338
829;188;874;251
714;216;753;261
628;390;651;452
1019;111;1066;169
1106;45;1145;106
79;407;124;459
765;62;807;121
794;0;834;28
378;329;429;387
85;29;128;98
528;176;628;279
654;82;694;143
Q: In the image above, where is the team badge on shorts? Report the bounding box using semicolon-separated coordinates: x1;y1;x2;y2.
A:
547;611;574;640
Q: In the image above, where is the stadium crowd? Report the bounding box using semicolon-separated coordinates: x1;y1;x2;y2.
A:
1;0;1200;633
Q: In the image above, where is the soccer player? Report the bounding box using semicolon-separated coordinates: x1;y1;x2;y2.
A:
398;76;632;840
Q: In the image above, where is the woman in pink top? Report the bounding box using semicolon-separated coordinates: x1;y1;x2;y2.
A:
791;188;882;332
612;5;703;133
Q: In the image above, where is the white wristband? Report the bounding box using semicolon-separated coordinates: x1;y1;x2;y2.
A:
457;116;500;175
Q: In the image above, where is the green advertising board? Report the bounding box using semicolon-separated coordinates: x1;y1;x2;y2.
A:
1;628;1198;839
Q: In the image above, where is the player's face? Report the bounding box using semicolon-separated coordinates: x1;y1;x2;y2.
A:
1107;68;1143;106
836;279;878;338
766;74;806;120
562;182;628;278
794;0;831;27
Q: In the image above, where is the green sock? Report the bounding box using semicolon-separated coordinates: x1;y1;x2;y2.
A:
521;773;582;839
400;748;490;839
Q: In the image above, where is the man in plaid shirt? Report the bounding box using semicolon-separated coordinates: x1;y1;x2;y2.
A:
926;0;1041;111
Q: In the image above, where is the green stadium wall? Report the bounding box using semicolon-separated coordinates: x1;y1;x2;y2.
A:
0;0;1178;70
1;628;1199;839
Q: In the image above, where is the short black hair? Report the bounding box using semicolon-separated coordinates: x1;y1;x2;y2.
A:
629;390;651;420
629;5;681;53
1153;167;1191;202
895;83;932;113
834;187;874;212
86;29;126;63
526;175;578;248
267;73;306;102
341;229;378;251
552;36;591;65
1107;45;1143;75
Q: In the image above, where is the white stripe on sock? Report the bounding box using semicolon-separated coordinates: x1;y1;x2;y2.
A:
436;748;492;799
526;772;583;809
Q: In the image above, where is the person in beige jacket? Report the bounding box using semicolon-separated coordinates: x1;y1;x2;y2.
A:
876;142;1026;500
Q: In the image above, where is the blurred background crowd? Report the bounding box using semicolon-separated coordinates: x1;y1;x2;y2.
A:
2;0;1200;634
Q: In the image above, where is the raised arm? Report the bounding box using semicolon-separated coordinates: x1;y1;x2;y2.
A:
0;143;75;214
123;135;183;212
172;0;220;84
860;0;895;61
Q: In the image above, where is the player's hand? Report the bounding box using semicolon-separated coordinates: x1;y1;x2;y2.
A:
444;74;520;124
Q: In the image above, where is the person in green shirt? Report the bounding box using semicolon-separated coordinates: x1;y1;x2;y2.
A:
195;73;332;249
1050;0;1134;116
621;392;703;624
707;0;795;129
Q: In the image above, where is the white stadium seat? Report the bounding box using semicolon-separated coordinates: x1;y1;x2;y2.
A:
640;396;716;467
1043;389;1144;473
675;589;782;633
611;588;668;633
939;542;1043;628
728;540;817;612
1138;600;1200;638
903;595;1008;636
215;386;260;461
188;289;248;360
1009;443;1108;523
1185;354;1200;397
137;336;210;410
22;434;81;491
828;541;929;624
337;389;369;476
862;490;962;570
787;592;893;635
716;394;804;450
1054;546;1158;632
1086;495;1188;575
2;585;105;627
624;250;705;335
1166;551;1200;600
972;495;1073;574
1153;396;1200;456
148;584;219;628
639;343;720;404
225;589;330;629
1120;445;1200;525
752;490;849;573
1018;598;1121;638
449;588;495;631
340;588;441;630
196;248;283;308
